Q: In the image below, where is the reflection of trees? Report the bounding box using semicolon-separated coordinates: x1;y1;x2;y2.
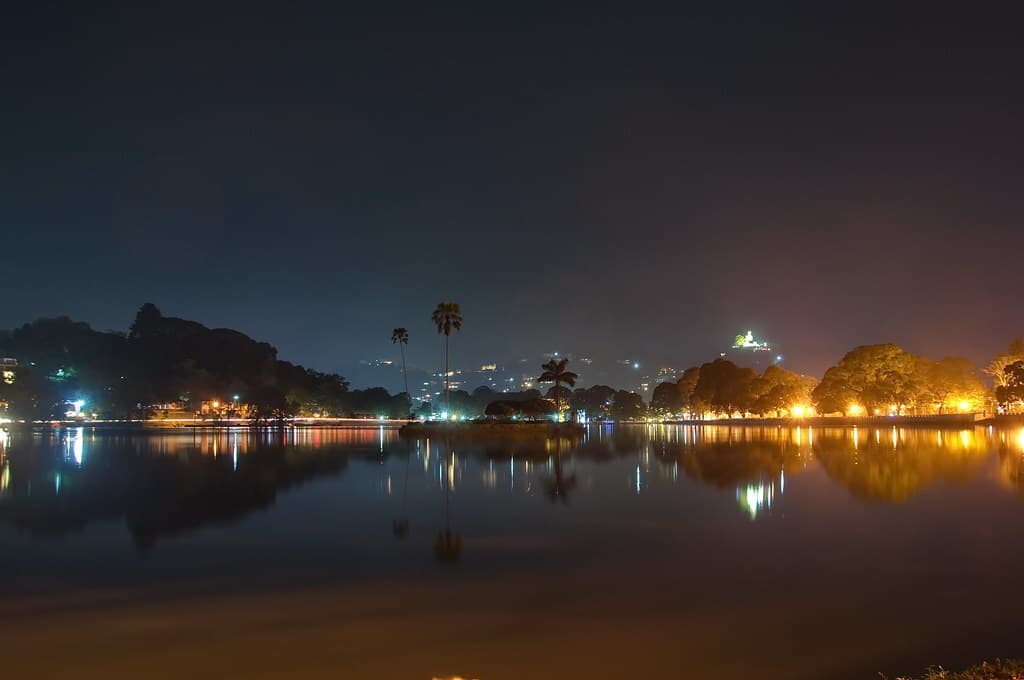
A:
0;436;350;549
813;429;986;502
997;442;1024;497
657;439;807;488
434;446;462;563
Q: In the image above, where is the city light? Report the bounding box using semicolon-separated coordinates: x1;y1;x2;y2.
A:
848;404;862;415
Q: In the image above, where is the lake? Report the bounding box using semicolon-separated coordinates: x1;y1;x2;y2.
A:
1;424;1023;679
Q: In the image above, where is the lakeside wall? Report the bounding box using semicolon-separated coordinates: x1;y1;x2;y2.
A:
664;413;989;428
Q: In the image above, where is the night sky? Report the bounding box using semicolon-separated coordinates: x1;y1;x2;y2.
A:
3;2;1022;379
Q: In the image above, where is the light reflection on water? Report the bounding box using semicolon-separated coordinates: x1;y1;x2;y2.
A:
1;424;1024;678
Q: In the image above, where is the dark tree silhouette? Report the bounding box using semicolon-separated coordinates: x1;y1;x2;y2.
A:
538;358;578;419
431;302;462;415
391;327;410;411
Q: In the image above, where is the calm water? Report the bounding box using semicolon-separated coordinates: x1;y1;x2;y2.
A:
2;424;1024;678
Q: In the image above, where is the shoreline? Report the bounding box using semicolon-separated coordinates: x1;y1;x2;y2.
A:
3;414;1022;434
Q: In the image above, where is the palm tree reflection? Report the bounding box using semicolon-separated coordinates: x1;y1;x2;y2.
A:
543;439;577;504
434;446;462;563
392;442;411;539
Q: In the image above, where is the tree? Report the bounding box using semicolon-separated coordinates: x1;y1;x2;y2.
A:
650;381;684;416
995;361;1024;411
431;302;462;415
692;358;757;417
569;385;616;420
537;358;578;419
676;367;701;414
920;356;985;413
484;400;518;418
811;344;922;415
985;338;1024;388
391;327;410;410
611;390;645;420
129;303;162;340
749;365;816;417
519;397;555;420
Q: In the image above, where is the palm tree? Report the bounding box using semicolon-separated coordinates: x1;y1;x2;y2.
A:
538;357;578;420
391;327;410;412
431;302;462;415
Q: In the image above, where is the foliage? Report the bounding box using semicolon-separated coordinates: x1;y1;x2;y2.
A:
691;358;758;417
391;327;411;409
891;659;1024;680
0;304;357;419
985;338;1024;387
995;361;1024;408
537;358;578;416
432;301;462;412
569;385;617;420
650;380;685;415
749;365;815;417
811;344;922;415
484;397;554;420
919;356;987;413
611;390;645;420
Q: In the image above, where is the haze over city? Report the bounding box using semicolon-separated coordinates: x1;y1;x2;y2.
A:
4;2;1022;379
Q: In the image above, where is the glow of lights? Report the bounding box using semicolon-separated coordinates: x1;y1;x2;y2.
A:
68;428;84;465
1018;428;1024;454
633;362;639;369
212;401;220;408
957;400;971;413
72;399;85;410
848;404;862;415
737;480;775;520
732;330;770;350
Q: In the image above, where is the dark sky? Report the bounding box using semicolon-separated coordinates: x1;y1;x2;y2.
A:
3;2;1022;378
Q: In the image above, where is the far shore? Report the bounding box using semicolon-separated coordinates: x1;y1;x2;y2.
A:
4;413;1023;433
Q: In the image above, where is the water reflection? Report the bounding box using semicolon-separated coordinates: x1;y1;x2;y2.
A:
434;447;462;563
1;425;1022;551
813;427;988;502
736;470;783;520
0;428;373;549
996;428;1024;497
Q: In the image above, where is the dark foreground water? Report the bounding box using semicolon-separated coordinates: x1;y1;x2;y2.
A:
1;424;1023;679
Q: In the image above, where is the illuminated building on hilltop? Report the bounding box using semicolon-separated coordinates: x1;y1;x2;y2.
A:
722;330;783;370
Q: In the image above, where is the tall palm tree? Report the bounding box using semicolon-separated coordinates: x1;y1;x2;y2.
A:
538;357;578;420
431;302;462;415
391;327;410;412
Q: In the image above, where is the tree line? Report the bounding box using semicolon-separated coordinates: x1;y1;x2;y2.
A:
0;304;409;420
3;300;1023;421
